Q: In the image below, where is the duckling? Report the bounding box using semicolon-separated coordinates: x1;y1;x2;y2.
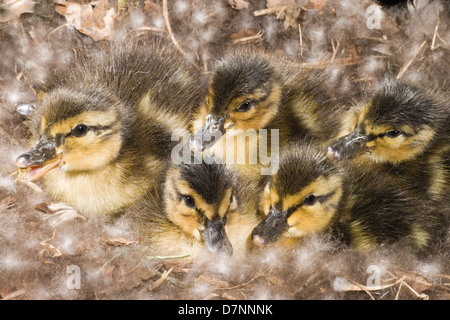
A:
327;79;450;208
137;156;259;258
251;141;446;254
189;48;354;170
14;38;203;217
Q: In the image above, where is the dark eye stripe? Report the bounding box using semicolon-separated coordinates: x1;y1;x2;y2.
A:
283;191;337;218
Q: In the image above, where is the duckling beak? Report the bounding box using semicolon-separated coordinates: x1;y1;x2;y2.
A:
327;130;368;160
201;218;233;256
251;207;289;246
15;140;62;182
190;115;225;151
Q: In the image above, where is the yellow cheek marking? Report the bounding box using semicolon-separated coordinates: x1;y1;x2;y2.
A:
356;103;370;127
191;103;210;132
40;116;47;134
366;140;376;148
229;84;282;131
259;183;272;216
62;133;122;171
269;188;280;208
366;126;436;163
218;188;233;218
286;206;334;238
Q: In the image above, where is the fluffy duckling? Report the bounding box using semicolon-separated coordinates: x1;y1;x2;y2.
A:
189;49;354;166
14;38;203;217
327;80;450;207
138;157;259;258
251;141;446;254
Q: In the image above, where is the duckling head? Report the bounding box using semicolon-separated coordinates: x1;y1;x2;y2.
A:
163;160;237;255
15;86;126;181
328;81;441;164
251;143;344;246
190;51;282;151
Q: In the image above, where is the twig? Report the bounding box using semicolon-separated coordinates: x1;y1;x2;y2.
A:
122;26;166;40
401;280;429;300
327;38;340;71
298;23;303;56
146;253;190;260
96;252;123;274
1;289;26;300
46;23;69;41
147;267;173;291
232;30;263;44
299;57;361;70
162;0;186;55
431;11;440;50
253;6;287;17
396;40;427;80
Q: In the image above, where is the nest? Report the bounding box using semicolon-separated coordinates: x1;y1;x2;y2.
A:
0;0;448;300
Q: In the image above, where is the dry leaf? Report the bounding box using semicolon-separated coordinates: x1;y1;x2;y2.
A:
195;274;230;288
228;0;250;10
54;0;116;41
395;271;433;294
103;237;138;247
39;233;63;265
230;29;258;39
306;0;329;12
0;0;35;23
1;289;27;301
36;202;87;227
143;0;162;14
263;0;302;30
0;196;17;211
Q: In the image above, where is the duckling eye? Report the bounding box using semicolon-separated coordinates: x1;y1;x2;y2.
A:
182;195;196;209
385;129;403;138
302;194;317;206
236;101;253;112
72;124;89;137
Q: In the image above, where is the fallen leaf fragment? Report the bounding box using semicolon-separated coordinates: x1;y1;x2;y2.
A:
395;271;432;294
306;0;329;12
35;202;87;227
54;0;116;41
0;196;17;211
39;232;63;265
195;274;230;288
144;0;162;14
0;0;35;23
103;237;138;247
228;0;250;10
1;289;27;300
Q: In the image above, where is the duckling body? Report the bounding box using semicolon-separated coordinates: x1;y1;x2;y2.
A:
190;49;354;170
328;80;450;217
15;38;203;217
251;141;446;254
138;158;259;259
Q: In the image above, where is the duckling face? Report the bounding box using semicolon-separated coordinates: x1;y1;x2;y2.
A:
190;54;282;151
252;145;344;246
328;82;438;163
163;163;237;255
15;88;124;181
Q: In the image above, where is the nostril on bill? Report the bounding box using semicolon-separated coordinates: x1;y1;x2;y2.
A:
251;233;267;246
327;145;343;159
15;153;32;167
